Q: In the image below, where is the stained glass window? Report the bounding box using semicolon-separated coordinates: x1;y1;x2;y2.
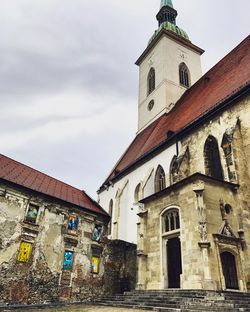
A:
92;256;99;274
68;215;79;233
17;241;32;262
25;204;39;224
63;251;73;269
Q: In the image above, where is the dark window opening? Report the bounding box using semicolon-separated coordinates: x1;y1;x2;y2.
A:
147;68;155;95
179;63;190;88
204;135;224;180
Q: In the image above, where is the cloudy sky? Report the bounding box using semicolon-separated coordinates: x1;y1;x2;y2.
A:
0;0;249;198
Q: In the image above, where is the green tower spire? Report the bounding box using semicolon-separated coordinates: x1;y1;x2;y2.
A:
148;0;189;45
160;0;173;9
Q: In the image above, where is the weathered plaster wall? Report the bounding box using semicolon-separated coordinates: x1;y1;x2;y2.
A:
0;185;109;305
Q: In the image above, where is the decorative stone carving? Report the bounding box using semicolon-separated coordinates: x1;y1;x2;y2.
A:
193;182;209;245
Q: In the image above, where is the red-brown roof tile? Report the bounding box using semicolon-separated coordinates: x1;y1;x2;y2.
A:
103;35;250;185
0;154;108;217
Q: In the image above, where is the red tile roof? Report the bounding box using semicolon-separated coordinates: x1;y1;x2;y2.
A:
102;35;250;186
0;154;108;217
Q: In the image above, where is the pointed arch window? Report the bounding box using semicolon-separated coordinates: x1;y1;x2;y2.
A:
204;135;223;180
155;165;166;193
179;63;190;88
147;67;155;95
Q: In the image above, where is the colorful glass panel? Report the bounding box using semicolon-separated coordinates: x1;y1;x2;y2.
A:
68;215;78;232
17;242;32;262
92;256;99;274
63;251;73;269
92;224;103;242
25;204;39;224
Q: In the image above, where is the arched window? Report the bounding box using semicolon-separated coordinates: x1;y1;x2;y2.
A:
108;199;113;235
147;68;155;95
179;63;190;88
155;165;166;192
163;209;180;233
204;135;223;179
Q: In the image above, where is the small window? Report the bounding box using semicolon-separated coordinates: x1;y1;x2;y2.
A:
17;241;33;262
179;63;190;88
164;210;180;233
147;100;154;111
25;203;39;224
63;251;74;270
68;215;79;233
155;165;166;193
147;68;155;95
92;224;103;242
225;204;232;215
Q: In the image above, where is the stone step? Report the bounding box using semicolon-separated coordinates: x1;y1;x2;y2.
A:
95;290;250;312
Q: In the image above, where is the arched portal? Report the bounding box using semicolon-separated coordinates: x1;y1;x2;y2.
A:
220;251;239;290
161;207;182;289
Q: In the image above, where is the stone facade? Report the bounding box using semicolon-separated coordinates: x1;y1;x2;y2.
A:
0;182;109;304
137;93;250;292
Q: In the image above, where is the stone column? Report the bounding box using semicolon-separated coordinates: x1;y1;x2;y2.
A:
136;203;148;290
193;181;216;290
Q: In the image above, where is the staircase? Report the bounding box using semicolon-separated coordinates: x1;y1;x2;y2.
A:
94;289;250;311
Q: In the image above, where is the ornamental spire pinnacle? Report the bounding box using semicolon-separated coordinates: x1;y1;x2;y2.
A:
160;0;173;9
157;0;177;26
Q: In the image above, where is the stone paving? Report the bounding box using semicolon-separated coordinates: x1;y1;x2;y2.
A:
14;306;148;312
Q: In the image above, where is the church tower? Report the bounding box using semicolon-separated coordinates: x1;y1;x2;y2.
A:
136;0;204;132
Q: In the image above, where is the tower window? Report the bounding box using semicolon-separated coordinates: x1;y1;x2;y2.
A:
155;165;166;193
147;68;155;95
179;63;190;88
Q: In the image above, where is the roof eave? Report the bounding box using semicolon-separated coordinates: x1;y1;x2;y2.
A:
0;177;110;220
135;29;204;66
139;173;240;204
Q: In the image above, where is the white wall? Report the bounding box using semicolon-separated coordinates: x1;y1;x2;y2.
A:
99;143;177;243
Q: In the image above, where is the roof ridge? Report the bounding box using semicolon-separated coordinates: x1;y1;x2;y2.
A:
0;153;84;193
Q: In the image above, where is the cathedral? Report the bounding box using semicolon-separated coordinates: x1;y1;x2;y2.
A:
98;0;250;292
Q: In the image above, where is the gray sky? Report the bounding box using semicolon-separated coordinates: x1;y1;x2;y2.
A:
0;0;249;198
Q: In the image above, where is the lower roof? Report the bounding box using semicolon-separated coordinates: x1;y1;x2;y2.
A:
0;154;109;217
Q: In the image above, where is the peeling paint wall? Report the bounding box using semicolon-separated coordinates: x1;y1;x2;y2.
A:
0;184;109;304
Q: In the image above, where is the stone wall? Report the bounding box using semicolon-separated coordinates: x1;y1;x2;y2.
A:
103;240;137;295
138;175;249;291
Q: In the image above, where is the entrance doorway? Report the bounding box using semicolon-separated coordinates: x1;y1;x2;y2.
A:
167;237;182;288
220;251;239;290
